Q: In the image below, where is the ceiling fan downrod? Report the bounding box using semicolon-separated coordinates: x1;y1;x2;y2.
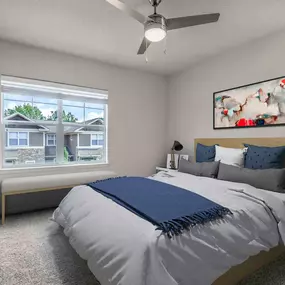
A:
148;0;162;7
149;0;162;14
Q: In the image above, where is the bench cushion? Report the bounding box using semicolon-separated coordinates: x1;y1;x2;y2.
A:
1;170;116;194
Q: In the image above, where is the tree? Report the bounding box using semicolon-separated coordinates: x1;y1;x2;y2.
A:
63;111;78;122
5;104;78;122
47;110;78;122
4;104;46;120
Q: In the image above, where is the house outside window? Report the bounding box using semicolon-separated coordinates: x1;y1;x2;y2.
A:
47;134;56;146
1;75;108;168
8;132;28;146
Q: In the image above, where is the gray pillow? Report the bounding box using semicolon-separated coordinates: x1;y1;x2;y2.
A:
178;159;220;178
217;163;285;192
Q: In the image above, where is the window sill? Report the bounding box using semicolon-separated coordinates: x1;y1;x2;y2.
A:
0;162;110;178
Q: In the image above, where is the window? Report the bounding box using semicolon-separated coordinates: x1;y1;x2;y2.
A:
47;134;56;146
8;132;28;146
1;76;108;168
91;134;104;146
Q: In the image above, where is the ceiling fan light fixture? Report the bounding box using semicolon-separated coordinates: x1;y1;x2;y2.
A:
144;20;167;42
145;26;166;42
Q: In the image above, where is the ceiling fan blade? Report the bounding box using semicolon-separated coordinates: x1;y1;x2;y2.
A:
105;0;147;24
137;37;151;55
167;13;220;30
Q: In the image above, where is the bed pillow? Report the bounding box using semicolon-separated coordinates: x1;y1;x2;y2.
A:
215;145;246;167
217;163;285;192
196;143;216;163
179;159;220;178
244;144;285;169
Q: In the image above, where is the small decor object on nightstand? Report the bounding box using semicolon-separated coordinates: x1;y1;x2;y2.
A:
179;154;189;161
169;140;183;169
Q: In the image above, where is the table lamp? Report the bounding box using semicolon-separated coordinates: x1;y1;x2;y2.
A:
170;140;183;169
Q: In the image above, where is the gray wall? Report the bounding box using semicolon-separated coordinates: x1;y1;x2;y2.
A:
30;132;43;146
168;30;285;158
79;134;90;147
64;135;69;147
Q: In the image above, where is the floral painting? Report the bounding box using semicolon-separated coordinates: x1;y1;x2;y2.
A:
214;77;285;129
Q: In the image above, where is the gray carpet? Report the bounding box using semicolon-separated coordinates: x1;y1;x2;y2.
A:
0;209;99;285
0;210;285;285
238;253;285;285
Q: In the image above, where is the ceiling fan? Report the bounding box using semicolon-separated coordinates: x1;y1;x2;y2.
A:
105;0;220;55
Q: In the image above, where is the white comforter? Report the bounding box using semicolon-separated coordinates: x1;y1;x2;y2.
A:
53;171;285;285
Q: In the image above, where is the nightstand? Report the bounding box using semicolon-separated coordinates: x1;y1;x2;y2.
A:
155;167;178;174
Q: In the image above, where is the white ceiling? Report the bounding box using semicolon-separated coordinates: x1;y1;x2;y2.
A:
0;0;285;75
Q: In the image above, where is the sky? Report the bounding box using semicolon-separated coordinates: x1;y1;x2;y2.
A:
3;93;104;122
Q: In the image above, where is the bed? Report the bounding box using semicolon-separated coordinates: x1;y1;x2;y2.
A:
53;137;285;285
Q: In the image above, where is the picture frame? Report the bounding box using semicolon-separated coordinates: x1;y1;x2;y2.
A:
213;76;285;130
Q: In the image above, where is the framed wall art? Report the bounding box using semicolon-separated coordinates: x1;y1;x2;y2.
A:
214;76;285;129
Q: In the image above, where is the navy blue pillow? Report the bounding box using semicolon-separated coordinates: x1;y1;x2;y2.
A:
196;143;216;163
244;144;285;169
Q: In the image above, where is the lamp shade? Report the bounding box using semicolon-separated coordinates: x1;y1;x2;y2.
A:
145;24;167;42
172;140;183;152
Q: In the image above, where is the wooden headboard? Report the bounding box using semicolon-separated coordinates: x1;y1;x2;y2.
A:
194;137;285;154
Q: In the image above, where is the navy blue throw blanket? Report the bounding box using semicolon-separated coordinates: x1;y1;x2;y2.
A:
88;177;232;238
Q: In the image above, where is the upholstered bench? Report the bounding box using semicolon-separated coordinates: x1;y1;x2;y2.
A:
1;170;116;225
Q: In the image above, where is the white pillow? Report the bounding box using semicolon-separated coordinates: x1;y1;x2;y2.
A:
215;145;246;167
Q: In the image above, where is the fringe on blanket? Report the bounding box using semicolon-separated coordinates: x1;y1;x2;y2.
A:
94;176;126;183
156;206;233;238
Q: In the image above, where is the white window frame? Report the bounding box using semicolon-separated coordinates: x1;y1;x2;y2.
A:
8;131;29;147
0;75;108;169
46;134;56;146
